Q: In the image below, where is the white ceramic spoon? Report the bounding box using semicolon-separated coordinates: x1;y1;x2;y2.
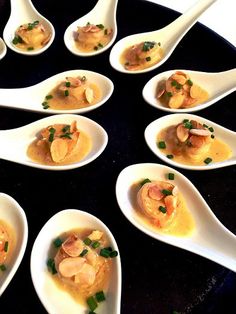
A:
144;113;236;170
109;0;216;74
31;209;121;314
0;114;108;171
0;69;113;114
0;193;28;296
3;0;55;55
143;68;236;113
64;0;118;57
116;163;236;272
0;38;7;60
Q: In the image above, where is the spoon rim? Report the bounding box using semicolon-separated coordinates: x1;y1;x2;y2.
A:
144;113;235;170
30;208;122;314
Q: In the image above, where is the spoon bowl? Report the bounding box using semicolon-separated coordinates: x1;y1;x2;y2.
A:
116;163;236;272
0;38;7;60
31;209;121;314
3;0;55;56
64;0;118;57
0;69;113;114
144;113;236;170
0;114;108;171
109;0;216;74
143;69;236;113
0;193;28;296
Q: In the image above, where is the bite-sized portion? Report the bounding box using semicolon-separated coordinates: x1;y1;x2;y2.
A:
75;22;113;52
0;220;14;272
156;71;209;109
121;41;163;71
12;21;51;51
47;228;118;310
137;180;178;228
42;76;101;110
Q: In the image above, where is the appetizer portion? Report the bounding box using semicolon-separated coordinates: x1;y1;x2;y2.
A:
0;220;15;274
47;228;118;312
156;71;209;109
121;41;163;71
134;175;194;236
157;119;232;165
42;76;101;110
27;121;91;165
75;22;113;52
12;20;51;51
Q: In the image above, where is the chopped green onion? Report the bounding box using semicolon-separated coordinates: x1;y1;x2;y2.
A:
203;124;208;128
109;250;118;258
87;296;98;311
142;41;156;51
49;127;56;142
146;56;151;62
88;312;96;314
62;125;70;133
168;173;175;180
166;154;174;159
64;90;69;97
166;92;173;97
162;189;172;196
96;24;104;29
42;104;50;109
60;133;72;139
98;43;103;48
104;29;108;35
83;237;92;246
183;121;192;129
140;178;151;186
95;291;106;302
208;127;214;132
4;241;8;252
81;76;86;82
27;47;34;51
159;206;167;213
204;157;212;164
27;20;39;30
92;241;100;249
0;264;6;271
53;237;63;248
94;46;98;51
47;258;57;274
187;79;193;86
80;249;88;257
65;81;71;87
211;134;215;139
12;35;23;45
46;94;53;100
100;248;111;258
158;141;166;149
158;42;161;46
183;119;189;123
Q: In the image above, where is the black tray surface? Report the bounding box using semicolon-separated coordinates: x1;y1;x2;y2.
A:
0;0;236;313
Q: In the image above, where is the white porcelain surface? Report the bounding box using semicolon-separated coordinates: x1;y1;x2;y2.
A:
142;68;236;113
64;0;118;57
116;163;236;271
109;0;216;74
0;193;28;296
31;209;121;314
0;114;108;171
0;69;113;114
3;0;55;55
144;113;236;170
0;38;7;60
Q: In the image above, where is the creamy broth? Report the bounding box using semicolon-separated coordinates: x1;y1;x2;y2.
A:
131;182;195;237
27;130;91;166
0;219;15;269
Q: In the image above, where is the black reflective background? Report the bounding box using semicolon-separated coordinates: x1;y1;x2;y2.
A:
0;0;236;313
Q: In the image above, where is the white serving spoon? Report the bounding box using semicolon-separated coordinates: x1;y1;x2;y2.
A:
144;113;236;170
0;193;28;296
3;0;55;55
0;38;7;60
116;163;236;272
143;68;236;113
31;209;121;314
109;0;216;74
0;114;108;171
0;69;113;114
64;0;118;57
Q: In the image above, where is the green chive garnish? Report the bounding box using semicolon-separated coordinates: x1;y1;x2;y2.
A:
158;141;166;149
81;76;86;82
203;124;208;128
142;41;156;51
96;24;104;29
140;178;151;186
204;157;212;164
162;189;172;196
100;248;111;258
53;238;63;248
83;237;92;246
187;79;193;86
62;125;70;133
87;296;98;311
109;250;118;258
166;92;173;97
27;47;34;51
4;241;8;252
92;241;100;249
95;291;106;302
168;173;175;180
104;29;108;35
64;90;69;97
159;206;167;213
0;264;6;271
211;134;215;139
47;258;57;274
167;154;174;159
46;95;53;100
183;121;193;129
98;43;103;48
208;127;214;132
49;128;56;142
146;56;151;62
80;249;88;257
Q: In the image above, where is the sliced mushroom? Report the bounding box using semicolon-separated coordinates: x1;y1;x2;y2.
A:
58;256;86;277
50;138;68;162
176;124;189;142
189;128;211;136
85;87;94;103
62;235;84;257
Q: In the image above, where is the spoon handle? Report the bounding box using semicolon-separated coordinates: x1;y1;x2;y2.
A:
9;0;38;18
164;0;217;45
0;87;35;110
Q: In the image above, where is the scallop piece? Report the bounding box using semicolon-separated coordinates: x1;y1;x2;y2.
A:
58;256;86;277
85;87;94;104
189;128;211;136
176;124;189;142
169;93;185;109
50;138;68;162
62;235;84;257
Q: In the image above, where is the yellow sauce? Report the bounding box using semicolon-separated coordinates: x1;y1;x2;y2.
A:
131;183;195;237
49;228;111;305
75;34;112;52
45;83;101;110
27;131;91;166
157;127;232;166
0;219;15;268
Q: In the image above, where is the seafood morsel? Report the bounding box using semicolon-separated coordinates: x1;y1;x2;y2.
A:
135;177;194;235
47;229;118;312
0;220;15;273
12;21;51;51
27;121;91;165
42;76;101;110
157;119;232;165
121;41;163;71
156;71;209;109
75;22;113;52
